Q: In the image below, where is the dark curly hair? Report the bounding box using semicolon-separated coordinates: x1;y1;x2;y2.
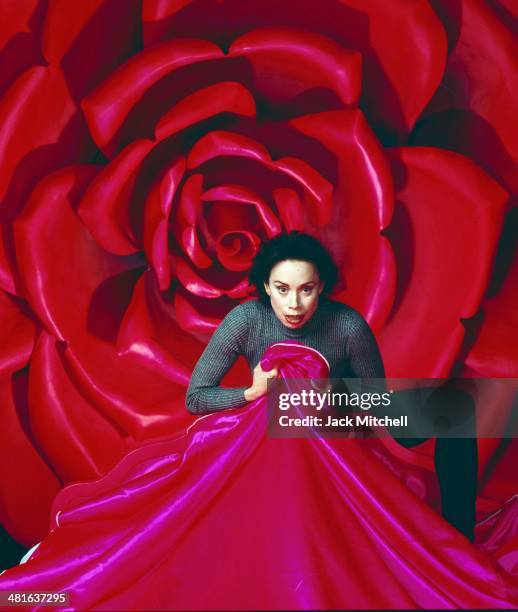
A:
249;231;339;304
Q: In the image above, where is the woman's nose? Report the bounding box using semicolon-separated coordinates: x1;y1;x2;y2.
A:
288;291;300;308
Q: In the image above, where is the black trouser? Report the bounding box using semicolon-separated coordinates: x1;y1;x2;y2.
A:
393;387;478;541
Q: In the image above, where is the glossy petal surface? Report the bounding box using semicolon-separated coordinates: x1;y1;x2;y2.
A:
0;66;77;205
0;372;61;545
143;158;186;289
0;1;38;51
417;0;518;196
466;249;518;377
142;0;447;137
82;39;224;154
28;331;129;483
78;139;154;255
0;290;35;374
14;167;188;441
117;270;202;386
291;110;395;332
156;81;256;141
380;147;507;377
229;27;362;107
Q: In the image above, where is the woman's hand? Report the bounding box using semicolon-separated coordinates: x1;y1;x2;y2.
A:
244;363;279;401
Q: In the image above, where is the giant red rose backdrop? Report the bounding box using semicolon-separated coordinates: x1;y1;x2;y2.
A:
0;0;516;545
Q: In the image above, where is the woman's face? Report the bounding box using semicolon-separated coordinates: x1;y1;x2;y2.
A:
264;259;324;329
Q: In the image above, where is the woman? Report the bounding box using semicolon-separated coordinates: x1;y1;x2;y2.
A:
187;231;477;541
186;230;385;413
0;233;516;610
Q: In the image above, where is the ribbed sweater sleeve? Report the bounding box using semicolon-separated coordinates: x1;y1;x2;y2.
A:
185;304;250;414
345;309;386;378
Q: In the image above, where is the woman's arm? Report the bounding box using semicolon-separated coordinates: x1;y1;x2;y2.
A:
186;305;250;414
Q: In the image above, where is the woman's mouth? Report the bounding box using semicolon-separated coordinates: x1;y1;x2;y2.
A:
284;314;305;326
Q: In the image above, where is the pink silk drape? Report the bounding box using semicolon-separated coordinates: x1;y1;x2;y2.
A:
0;342;516;610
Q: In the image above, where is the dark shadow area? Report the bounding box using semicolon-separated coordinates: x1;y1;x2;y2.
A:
381;200;414;326
61;0;143;102
410;109;517;197
486;0;518;34
427;0;463;50
86;266;146;343
1;111;97;222
485;207;517;297
0;525;29;573
0;0;48;96
451;310;486;377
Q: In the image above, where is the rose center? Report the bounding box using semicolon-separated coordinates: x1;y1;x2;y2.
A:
216;231;261;271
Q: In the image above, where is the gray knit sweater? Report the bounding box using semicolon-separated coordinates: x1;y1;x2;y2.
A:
185;298;385;414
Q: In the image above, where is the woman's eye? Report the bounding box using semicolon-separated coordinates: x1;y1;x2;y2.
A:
302;287;312;294
277;287;287;294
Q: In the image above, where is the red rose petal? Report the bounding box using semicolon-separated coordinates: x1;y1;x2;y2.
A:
343;0;447;139
82;38;224;155
202;185;281;238
489;0;518;27
290;110;395;332
156;81;256;141
273;157;333;226
142;0;446;138
229;27;361;106
0;290;35;374
273;188;306;232
0;65;94;297
380;147;507;377
14;167;189;440
142;0;193;21
0;291;42;543
203;201;260;242
41;0;141;99
63;340;190;440
177;174;212;268
216;231;261;272
187;130;271;168
174;288;256;334
117;270;203;386
143;158;186;290
177;173;203;226
0;0;44;100
175;256;251;299
416;0;518;197
28;331;129;483
175;257;224;298
14;166;108;341
0;371;61;545
454;378;515;476
174;290;221;333
41;0;112;61
176;173;213;268
226;277;255;299
0;232;16;294
181;226;213;269
188;131;333;229
0;66;77;205
466;249;518;378
0;0;38;50
149;218;169;289
78;139;155;255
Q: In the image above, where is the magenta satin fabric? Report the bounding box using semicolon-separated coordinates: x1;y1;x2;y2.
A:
0;343;517;610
